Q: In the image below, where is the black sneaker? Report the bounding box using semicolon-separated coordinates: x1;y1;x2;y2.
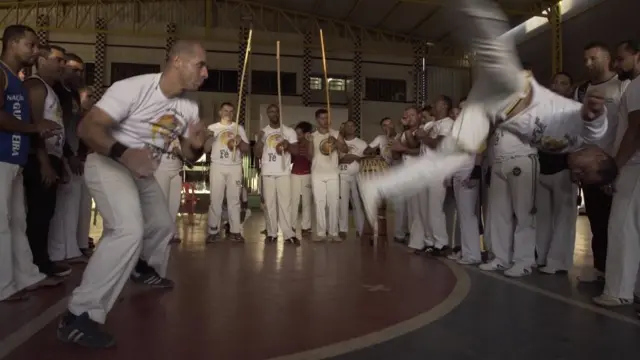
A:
229;233;245;243
57;311;115;349
44;263;72;277
426;246;450;257
265;236;277;243
130;270;174;289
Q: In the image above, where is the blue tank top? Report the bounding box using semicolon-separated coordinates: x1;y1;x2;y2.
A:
0;62;30;166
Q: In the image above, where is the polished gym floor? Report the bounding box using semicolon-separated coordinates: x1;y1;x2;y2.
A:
0;213;638;360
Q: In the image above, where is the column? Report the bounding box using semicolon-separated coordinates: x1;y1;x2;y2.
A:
237;25;250;125
549;3;562;74
352;35;363;135
412;41;426;108
25;14;50;77
36;14;49;45
301;30;312;106
165;22;177;62
93;17;107;100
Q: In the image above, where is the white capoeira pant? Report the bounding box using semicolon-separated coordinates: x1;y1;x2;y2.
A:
407;188;429;250
486;154;538;269
0;162;47;300
392;197;409;240
602;164;640;300
339;173;364;235
311;173;340;237
155;155;183;236
68;154;174;323
424;181;450;249
535;170;578;271
452;171;482;262
262;174;295;239
49;166;92;261
207;164;243;235
290;174;312;231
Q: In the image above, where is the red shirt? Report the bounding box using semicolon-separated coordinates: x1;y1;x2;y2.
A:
291;140;311;175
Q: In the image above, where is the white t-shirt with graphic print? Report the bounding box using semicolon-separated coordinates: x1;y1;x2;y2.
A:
339;137;367;176
95;73;200;167
618;76;640;165
369;134;393;163
207;122;249;166
258;124;297;176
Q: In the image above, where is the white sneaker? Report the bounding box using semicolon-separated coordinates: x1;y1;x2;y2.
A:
593;293;633;307
447;252;461;261
457;257;481;265
504;263;532;278
357;178;381;228
538;265;566;275
478;259;507;272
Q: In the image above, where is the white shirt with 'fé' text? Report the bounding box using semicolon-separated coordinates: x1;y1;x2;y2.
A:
207;122;249;166
259;124;297;176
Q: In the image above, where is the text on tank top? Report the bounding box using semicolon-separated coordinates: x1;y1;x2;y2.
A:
0;61;30;165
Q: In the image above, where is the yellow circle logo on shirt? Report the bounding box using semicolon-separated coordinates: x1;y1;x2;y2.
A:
218;130;235;144
319;138;333;156
266;133;283;149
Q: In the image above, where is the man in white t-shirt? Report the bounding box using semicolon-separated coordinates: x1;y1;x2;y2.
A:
338;120;367;238
204;102;250;243
255;104;299;245
57;40;208;348
309;108;348;241
574;42;630;282
594;40;640;308
415;95;456;256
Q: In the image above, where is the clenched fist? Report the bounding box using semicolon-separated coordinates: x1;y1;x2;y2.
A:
581;91;605;122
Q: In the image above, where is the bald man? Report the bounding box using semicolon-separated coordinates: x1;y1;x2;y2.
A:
57;40;209;348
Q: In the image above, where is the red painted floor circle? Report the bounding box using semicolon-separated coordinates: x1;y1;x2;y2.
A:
2;236;464;360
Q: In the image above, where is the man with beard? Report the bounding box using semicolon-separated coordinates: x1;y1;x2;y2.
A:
574;42;629;282
0;25;61;301
48;53;92;263
23;44;73;278
593;40;640;308
254;104;298;244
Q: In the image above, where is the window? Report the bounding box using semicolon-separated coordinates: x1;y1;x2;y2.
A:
110;62;161;84
84;62;95;86
365;78;407;102
251;71;297;95
309;75;350;92
328;78;345;91
309;76;322;90
199;69;238;93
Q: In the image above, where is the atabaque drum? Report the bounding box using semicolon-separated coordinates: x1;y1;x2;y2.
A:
358;156;389;247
